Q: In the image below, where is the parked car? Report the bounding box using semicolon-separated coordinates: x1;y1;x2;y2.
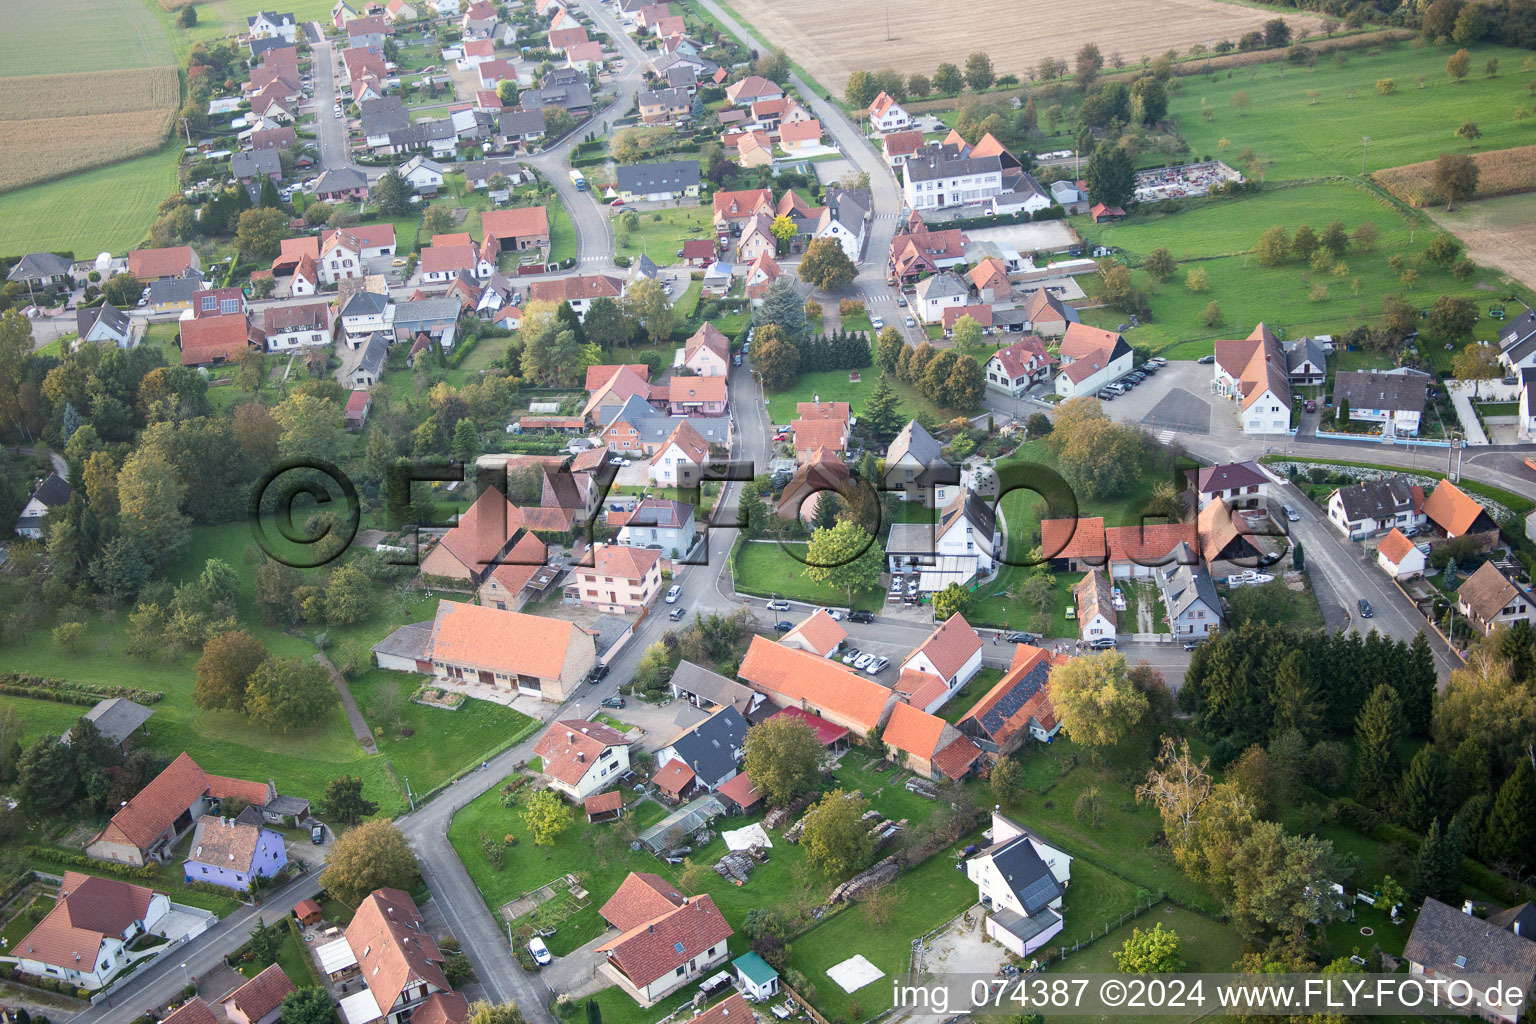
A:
848;609;875;624
1197;354;1216;364
586;663;610;684
841;648;862;665
665;584;682;603
853;652;875;670
896;295;907;306
1283;504;1300;522
871;315;885;329
1357;598;1373;619
1304;399;1317;413
905;316;916;327
1088;637;1118;649
668;606;685;620
825;609;843;620
766;597;790;611
529;938;552;966
1183;640;1204;652
864;655;890;674
601;696;625;709
311;822;326;844
774;620;794;633
1003;631;1040;644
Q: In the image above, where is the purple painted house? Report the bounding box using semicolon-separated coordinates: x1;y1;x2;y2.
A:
182;812;288;891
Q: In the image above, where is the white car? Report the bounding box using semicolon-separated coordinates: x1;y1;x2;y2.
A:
825;609;843;620
853;652;875;670
864;655;889;675
841;648;861;665
529;938;552;965
870;315;885;329
665;584;682;604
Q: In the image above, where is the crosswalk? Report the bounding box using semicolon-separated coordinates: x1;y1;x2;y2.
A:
1157;429;1177;444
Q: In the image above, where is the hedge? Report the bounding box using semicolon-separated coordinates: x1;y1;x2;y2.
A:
0;673;163;705
26;846;161;882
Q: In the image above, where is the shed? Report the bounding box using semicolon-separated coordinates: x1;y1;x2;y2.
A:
316;936;361;980
715;771;762;813
293;898;323;925
733;951;779;1000
584;790;624;822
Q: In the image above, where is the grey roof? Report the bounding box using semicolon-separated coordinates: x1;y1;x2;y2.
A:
341;290;389;317
81;698;154;745
587;614;631;657
915;271;967;301
248;10;296;26
401;154;445;176
519;82;592;111
984;830;1064;914
970;655;1051;741
394;297;462;324
939;489;996;545
823;187;869;231
263;793;310;815
543;67;587;88
77;303;130;339
314;167;368;192
663;706;748;785
1497;309;1536;355
356;332;389;377
904;143;1002;183
669;661;757;717
248;36;289;57
1334;369;1429;415
1403;898;1536;982
994;171;1048;206
360;96;410;136
371;620;434;660
615;160;699;195
1049;180;1084;202
7;252;73;283
387;119;456;148
626;498;694;529
605;397;728;445
1333;476;1418;522
1284;336;1327;375
498;108;547;137
149;271;206;304
1487;902;1536;940
231;148;282;180
1159;563;1221;622
630;253;659;280
886;419;943;470
664;65;698;88
462;157;523;183
989;906;1061;946
885;522;936;556
638;86;690;109
654;53;718;76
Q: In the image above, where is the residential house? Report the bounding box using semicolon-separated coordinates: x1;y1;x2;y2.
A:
649;420;711;488
737;635;899;738
262;303;332;351
881;702;981;781
167;999;222;1024
342;889;451;1024
384;0;416;19
942;304;994;336
1495;308;1536;374
616;499;696;556
596;874;733;1006
776;449;848;524
711;188;772;232
653;707;748;797
313;167;370;203
668;375;727;416
915;272;968;324
638;86;692;124
517;81;592;117
1332;369;1429;438
882;129;924;168
681;239;716;266
420;241;480;284
723;75;782;106
779;610;847;660
884;419;957;507
733;131;773;168
178;314;260;367
147;272;205;314
1402;897;1536;1024
481;207;550;262
885;489;1000;592
1376;527;1427;579
392;298;461;346
701;260;735;295
1212;323;1292;435
1187;461;1269;510
249;126;297;151
533;720;634;800
75;303;132;347
985;335;1055;395
400;154;446;194
548;25;589;51
129;245;200;281
1423;478;1501;551
1054;322;1132;398
183;814;287;891
247;11;298;41
426;599;596;701
779;118;823;152
1326;476;1425;540
12;873;170;990
346;15;389;48
814;187;867;263
231;149;283;184
571;544;663;614
462;158;525;190
989;168;1052;217
566;41;604;70
223;965;296;1024
339;285;394;341
867;90;911;132
965;810;1071;956
1457;561;1535;636
13;472;70;539
320;224;397;284
615;160;700;202
86;753;272;866
957;645;1065;757
1156;562;1222;638
743;251;780;304
5;252;74;291
345;390;373;431
527;274;623;321
495;108;546;150
668;661;763;718
888;227;966;283
901;143;1004;212
349;332;387;389
791;400;852;456
1198;498;1265;567
900;613;984;711
586;367;656;426
680;323;730;377
291;255;320;296
417;487;546;583
1074;569;1116;644
1284;336;1327;385
969;257;1011;304
191;286;246;319
736;213;775;264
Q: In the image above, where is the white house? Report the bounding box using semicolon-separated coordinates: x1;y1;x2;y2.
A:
914;272;968;324
13;472;71;539
902;144;1003;212
400;155;446;194
1456;561;1536;637
76;304;133;347
532;719;634;800
964;811;1071;957
615;498;696;558
885;490;1000;593
339;290;394;343
13;873;171;990
1053;323;1132;398
813;189;867;264
984;336;1054;396
779;609;847;660
1326;476;1423;540
1074;570;1116;644
247;11;298;41
648;420;710;488
866;91;912;133
883;419;957;508
1332;369;1428;438
262;303;332;352
1213;324;1292;435
1187;461;1270;510
1519;367;1536;441
1495;308;1536;374
1156;562;1222;639
899;613;983;711
1375;528;1427;580
319;226;397;285
651;707;747;793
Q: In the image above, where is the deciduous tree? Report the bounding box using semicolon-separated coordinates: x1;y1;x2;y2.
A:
964;52;995;91
522;788;572;846
805;519;884;605
1113;923;1185;974
1050;651;1149;747
800;788;873;877
319;818;418;905
281;988;338;1024
194;630;269;710
322;774;379;825
245;657;337;732
743;716;824;805
798;238;858;292
1143;247;1176;281
1446;48;1471;83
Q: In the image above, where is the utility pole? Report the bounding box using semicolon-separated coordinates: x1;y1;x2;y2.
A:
1361;135;1370;175
885;3;890;40
182;117;193;146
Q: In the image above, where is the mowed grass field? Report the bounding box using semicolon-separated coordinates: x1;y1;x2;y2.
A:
0;144;181;255
1168;41;1536;181
1073;180;1519;354
720;0;1325;96
1431;191;1536;289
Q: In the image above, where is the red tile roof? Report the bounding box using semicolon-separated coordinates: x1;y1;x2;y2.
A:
712;188;772;221
129;245;196;279
164;999;219;1024
584;790;624;816
346;889;448;1015
223;963;295;1023
904;673;949;712
529;274;623;304
669;375;728;405
1377;527;1416;565
693;994;756;1024
412;993;469;1024
653;758;696;796
600;872;686;932
932;735;982;779
598;893;733;987
959;644;1065;745
989;335;1054;379
534;719;633;786
714;772;762;810
19;872;163;971
779;119;821;144
1039;516;1106;563
682;239;717;260
1424;479;1493;536
767;706;849;746
905;613;981;681
782;609;847;656
941;304;993;330
179;314;253;365
585;543;661;581
1103;523;1198;568
586;363;651;391
882;130;924;158
429;599;587;679
738;636;893;733
482;206;550;242
92;753;267;854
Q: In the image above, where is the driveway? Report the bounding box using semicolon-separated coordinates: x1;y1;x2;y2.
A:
605;698;705;751
540;932;613;999
1098;360;1214;437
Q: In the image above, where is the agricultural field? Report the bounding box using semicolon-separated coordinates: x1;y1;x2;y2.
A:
720;0;1324;97
1074;180;1524;354
1166;41;1536;181
1430;191;1536;288
1374;143;1536;207
0;144;180;255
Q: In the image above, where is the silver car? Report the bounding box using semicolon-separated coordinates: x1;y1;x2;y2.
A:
864;655;889;674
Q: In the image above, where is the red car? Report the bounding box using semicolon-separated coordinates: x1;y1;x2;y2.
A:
773;431;789;442
609;198;625;206
1304;400;1317;412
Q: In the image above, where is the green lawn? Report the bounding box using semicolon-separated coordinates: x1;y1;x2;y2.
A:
0;0;174;75
241;924;317;987
1049;904;1245;983
616;206;713;266
1169;42;1536;181
937;668;1002;724
1075;180;1517;356
765;369;961;425
733;540;883;611
548;202;578;263
1;894;56;951
0;143;179;255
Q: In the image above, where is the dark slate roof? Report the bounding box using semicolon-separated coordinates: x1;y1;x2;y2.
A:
29;472;72;510
388;119;456;148
341;290;389;317
1333;476;1417;521
1284;336;1327;374
1497;309;1536;351
904;143;1002;183
664;65;698;88
371;620;434;659
986;832;1064;914
315;167;368;192
990;905;1061;946
974;655;1049;739
1159;563;1221;621
498;109;547;136
544;67;587;88
1191;461;1266;494
631;253;659;280
1403;898;1536;983
1333;369;1429;415
357;331;389;376
639;86;690;108
82;698;154;744
1487;902;1536;940
886;419;942;470
616;160;700;195
625;499;693;529
360;96;410;136
149;272;206;304
394;298;461;324
6;252;73;282
939;489;996;545
519;82;592;111
77;303;129;339
231;149;282;179
664;706;747;784
462;157;523;182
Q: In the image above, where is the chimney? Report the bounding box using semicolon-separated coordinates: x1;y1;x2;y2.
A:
1464;900;1475;916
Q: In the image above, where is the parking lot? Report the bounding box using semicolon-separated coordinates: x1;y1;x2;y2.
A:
1095;358;1216;436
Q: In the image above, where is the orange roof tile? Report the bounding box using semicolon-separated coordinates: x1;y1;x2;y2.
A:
1103;523;1198;568
738;636;894;733
128;245;197;279
534;719;632;786
598;894;733;986
668;375;728;404
1039;516;1106;563
412;993;469;1024
428;599;586;679
19;872;163;972
880;701;948;760
584;790;624;815
583;543;661;581
959;644;1064;746
904;613;981;681
1377;527;1416;565
932;736;982;779
346;889;448;1014
1423;479;1493;537
223;964;295;1024
782;609;847;656
165;1000;219;1024
482;206;549;241
600;872;686;932
653;758;696;796
904;673;949;712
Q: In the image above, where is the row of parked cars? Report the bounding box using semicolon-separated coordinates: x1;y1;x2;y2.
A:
1096;357;1166;401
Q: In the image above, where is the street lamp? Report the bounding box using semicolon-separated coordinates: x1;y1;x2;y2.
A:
180;962;189;990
